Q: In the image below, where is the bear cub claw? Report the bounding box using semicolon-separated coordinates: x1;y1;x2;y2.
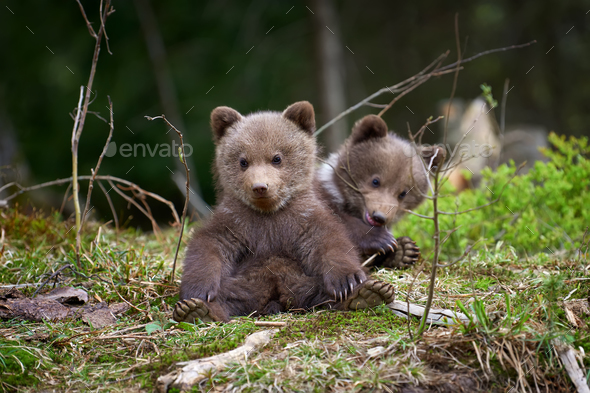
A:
341;279;395;310
382;236;420;268
173;298;219;323
359;227;398;256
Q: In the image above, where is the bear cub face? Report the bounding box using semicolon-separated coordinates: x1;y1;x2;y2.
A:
212;102;316;213
319;115;444;227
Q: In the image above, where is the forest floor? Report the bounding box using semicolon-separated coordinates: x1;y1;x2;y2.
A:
0;207;588;392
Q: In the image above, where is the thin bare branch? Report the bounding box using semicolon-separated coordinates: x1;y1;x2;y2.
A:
146;115;191;283
97;180;119;232
0;175;180;225
108;180;161;237
442;13;462;146
80;96;115;231
314;40;535;137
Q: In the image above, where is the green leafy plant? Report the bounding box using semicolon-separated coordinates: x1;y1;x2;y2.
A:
396;133;590;257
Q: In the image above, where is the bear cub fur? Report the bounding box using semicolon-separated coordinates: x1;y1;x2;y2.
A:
315;115;445;269
173;103;395;323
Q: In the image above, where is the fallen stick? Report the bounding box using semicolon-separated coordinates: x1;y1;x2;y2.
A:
553;339;590;393
389;300;470;325
254;321;287;327
156;329;278;393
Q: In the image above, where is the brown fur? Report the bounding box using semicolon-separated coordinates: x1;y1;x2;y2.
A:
180;102;367;321
315;115;444;267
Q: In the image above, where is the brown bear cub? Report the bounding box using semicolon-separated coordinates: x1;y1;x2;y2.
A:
173;102;395;323
315;115;445;269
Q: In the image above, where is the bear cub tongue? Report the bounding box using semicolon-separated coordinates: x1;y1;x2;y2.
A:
365;211;382;227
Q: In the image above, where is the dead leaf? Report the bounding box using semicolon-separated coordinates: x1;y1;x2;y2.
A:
82;308;117;329
39;287;88;305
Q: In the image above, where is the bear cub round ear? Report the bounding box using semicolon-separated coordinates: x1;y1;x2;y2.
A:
211;106;243;143
350;115;388;145
421;145;446;170
282;101;316;134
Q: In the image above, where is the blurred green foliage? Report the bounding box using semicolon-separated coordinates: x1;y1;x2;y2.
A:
396;133;590;255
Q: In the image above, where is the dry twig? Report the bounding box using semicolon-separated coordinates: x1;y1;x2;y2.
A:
146;115;191;283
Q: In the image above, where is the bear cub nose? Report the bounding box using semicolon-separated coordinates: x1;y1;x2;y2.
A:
371;212;386;225
252;183;268;196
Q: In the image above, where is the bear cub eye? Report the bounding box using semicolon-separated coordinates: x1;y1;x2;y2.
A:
398;190;408;199
372;178;380;188
272;155;282;165
239;158;249;168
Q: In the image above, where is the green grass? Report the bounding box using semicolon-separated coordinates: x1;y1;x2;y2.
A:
0;206;588;392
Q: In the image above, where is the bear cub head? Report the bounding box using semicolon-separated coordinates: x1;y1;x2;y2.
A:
321;115;445;227
211;101;316;213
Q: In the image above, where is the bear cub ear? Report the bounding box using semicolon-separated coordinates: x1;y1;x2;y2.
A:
350;115;388;145
211;106;243;143
421;145;446;170
282;101;316;134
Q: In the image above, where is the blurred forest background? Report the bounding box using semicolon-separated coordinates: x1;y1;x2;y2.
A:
0;0;588;228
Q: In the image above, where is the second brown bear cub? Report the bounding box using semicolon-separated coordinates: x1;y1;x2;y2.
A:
315;115;445;269
173;102;394;323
